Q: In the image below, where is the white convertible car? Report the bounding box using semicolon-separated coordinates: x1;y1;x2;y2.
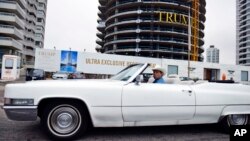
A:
2;63;250;140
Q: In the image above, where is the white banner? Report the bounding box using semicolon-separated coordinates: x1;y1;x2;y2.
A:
35;49;161;74
35;49;60;72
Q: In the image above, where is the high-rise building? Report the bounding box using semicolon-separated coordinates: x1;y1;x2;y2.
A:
236;0;250;66
0;0;47;67
96;0;206;61
206;45;219;63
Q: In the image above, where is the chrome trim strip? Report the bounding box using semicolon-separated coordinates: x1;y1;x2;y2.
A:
3;106;37;109
3;106;38;121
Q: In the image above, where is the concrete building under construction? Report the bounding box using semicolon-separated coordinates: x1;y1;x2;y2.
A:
96;0;206;61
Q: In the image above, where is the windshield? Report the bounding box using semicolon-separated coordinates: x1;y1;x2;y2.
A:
110;64;144;81
26;68;44;76
5;59;13;69
28;69;44;76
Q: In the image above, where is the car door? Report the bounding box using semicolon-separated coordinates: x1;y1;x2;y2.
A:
122;83;195;122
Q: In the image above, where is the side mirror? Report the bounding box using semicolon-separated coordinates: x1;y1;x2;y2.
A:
135;75;143;85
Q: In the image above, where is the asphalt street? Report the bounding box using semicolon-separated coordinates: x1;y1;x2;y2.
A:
0;85;4;105
0;109;230;141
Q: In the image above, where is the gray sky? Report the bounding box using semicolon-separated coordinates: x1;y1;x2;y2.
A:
44;0;236;65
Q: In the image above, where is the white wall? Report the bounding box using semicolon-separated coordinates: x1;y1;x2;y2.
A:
35;49;250;82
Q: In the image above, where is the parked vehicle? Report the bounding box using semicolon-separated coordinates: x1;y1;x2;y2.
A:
179;76;193;81
2;63;250;140
52;71;68;80
26;68;45;81
68;72;85;79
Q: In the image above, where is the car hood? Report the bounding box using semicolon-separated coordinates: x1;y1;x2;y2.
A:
26;79;125;86
5;79;126;92
4;79;127;106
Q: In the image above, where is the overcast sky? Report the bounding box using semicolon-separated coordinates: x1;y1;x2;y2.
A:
44;0;236;65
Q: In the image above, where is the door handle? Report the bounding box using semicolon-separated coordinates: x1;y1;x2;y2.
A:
182;90;192;93
182;90;192;96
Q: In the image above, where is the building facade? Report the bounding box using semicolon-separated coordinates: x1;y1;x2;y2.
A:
0;0;47;67
237;0;250;66
96;0;206;61
206;45;219;63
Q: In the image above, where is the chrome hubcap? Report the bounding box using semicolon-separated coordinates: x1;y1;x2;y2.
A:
228;115;248;125
49;106;81;135
57;113;73;128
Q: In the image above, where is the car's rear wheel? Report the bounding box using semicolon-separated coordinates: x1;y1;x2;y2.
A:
220;114;249;133
41;102;88;140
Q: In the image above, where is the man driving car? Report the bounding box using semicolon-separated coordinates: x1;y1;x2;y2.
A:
150;65;166;84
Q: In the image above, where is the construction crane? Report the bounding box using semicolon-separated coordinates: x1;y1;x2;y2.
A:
188;0;199;61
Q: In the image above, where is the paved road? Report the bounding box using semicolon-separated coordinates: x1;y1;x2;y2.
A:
0;85;4;104
0;108;229;141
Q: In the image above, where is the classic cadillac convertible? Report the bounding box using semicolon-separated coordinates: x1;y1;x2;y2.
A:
3;63;250;140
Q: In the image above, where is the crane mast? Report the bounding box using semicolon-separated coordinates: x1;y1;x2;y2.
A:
191;0;199;61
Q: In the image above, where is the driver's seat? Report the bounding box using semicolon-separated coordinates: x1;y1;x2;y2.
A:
165;74;181;84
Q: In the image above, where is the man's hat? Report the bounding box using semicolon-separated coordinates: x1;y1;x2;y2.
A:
152;65;166;75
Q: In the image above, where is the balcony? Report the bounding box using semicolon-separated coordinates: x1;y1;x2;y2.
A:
37;11;45;19
37;0;47;9
38;0;47;5
97;22;106;28
37;1;47;12
38;4;46;11
0;24;24;40
0;37;23;50
24;48;35;56
24;31;35;39
25;61;35;66
0;12;25;29
0;1;26;19
34;33;44;40
17;0;27;9
28;0;39;9
24;40;35;48
96;39;104;46
35;38;44;43
35;28;44;34
99;0;107;5
27;14;37;24
97;22;106;32
26;23;36;33
95;45;103;52
98;5;106;13
27;4;37;15
105;28;188;39
36;21;45;27
96;32;104;39
104;37;188;47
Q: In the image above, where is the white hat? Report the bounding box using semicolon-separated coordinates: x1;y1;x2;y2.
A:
152;65;166;75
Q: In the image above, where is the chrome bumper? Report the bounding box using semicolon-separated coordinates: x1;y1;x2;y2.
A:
3;106;38;121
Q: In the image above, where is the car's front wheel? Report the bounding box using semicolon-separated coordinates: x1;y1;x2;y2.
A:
41;102;88;140
220;114;249;133
227;114;248;125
